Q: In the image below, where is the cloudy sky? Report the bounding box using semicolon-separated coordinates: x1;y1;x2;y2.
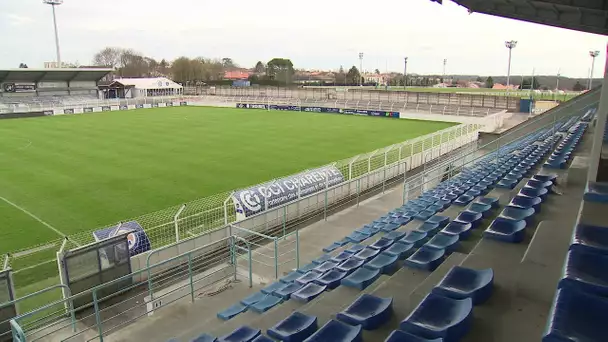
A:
1;0;606;77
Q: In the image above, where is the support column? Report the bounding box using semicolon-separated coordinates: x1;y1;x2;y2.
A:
588;45;608;181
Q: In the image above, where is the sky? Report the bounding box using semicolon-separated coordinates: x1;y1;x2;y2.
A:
1;0;606;78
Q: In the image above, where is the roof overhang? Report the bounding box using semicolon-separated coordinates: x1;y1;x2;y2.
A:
431;0;608;36
0;68;113;84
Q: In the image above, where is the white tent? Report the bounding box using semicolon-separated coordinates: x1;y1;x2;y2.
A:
112;77;183;98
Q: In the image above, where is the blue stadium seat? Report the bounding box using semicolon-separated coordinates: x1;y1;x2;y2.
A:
508;195;542;213
354;247;381;262
281;271;303;284
251;335;273;342
484;218;527;243
192;333;217;342
475;196;499;209
414;209;437;221
297;263;318;274
383;241;415;260
341;267;381;290
570;224;608;255
532;173;557;184
262;282;287;295
400;293;473;342
519;186;548;201
384;330;443;342
331;251;354;263
291;283;327;303
305;319;362;342
381;223;401;232
499;206;535;224
322;243;341;253
250;295;283;313
337;294;393;330
453;194;474;206
314;260;339;273
405;247;445;271
454;211;483;229
542;288;608;342
424;233;460;254
384;230;408;241
296;271;323;286
369;237;396;251
268;311;317;342
217;303;248;321
584;181;608;203
496;178;518;189
416;222;442;237
427;215;450;228
312;254;332;265
401;230;429;247
441;221;473;240
346;243;366;254
527;179;553;190
337;258;365;274
432;267;494;305
468;202;492;218
241;292;267;307
559;249;608;296
364;253;399;274
219;326;261;342
346;232;370;243
314;269;347;289
274;282;304;299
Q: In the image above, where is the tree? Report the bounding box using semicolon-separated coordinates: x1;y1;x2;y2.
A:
521;77;541;90
92;47;122;68
117;50;149;77
346;66;361;85
254;61;265;74
476;76;483;82
572;81;586;91
335;65;346;85
485;76;494;88
18;63;28;68
171;57;194;83
222;57;236;69
266;58;294;84
374;68;380;75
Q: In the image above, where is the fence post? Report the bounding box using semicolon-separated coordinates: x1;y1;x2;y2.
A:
349;155;359;180
295;230;300;269
274;239;279;279
357;178;361;207
92;290;104;342
403;182;409;205
282;206;287;238
174;204;186;243
224;195;233;225
383;148;388;193
188;254;195;302
324;171;329;221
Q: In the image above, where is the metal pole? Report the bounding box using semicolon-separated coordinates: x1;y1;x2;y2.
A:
274;239;279;279
295;230;300;269
51;4;62;67
588;48;608;181
403;57;408;89
92;290;103;342
589;51;600;89
174;204;186;242
188;254;194;302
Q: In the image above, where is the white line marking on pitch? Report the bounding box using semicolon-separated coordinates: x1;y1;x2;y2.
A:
0;195;67;238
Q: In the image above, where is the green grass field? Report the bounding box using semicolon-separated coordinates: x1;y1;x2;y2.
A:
0;107;454;254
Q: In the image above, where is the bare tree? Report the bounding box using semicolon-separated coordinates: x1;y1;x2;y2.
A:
92;47;122;68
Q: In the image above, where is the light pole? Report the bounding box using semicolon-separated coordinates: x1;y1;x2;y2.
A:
403;57;408;89
358;52;364;86
588;50;600;89
43;0;63;68
555;68;561;91
442;58;447;80
505;40;517;90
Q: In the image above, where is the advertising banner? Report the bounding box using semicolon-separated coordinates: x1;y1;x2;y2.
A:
232;166;344;220
43;110;54;116
64;109;75;115
236;104;399;118
135;104;144;109
180;101;188;106
102;106;111;112
84;107;94;113
120;105;128;110
166;102;174;107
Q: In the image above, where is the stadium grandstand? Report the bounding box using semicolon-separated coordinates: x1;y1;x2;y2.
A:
2;1;608;342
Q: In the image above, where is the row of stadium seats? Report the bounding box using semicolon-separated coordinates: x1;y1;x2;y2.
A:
164;109;591;342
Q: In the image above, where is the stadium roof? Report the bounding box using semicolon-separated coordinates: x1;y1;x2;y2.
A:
0;68;113;83
432;0;608;35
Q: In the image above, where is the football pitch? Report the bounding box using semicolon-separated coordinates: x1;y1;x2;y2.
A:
0;107;455;254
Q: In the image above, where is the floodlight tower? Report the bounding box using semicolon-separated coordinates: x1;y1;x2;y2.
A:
403;57;408;89
358;52;364;86
505;40;518;89
589;50;600;89
43;0;63;68
443;58;447;79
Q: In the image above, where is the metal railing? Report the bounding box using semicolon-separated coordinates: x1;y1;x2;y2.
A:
9;235;250;342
